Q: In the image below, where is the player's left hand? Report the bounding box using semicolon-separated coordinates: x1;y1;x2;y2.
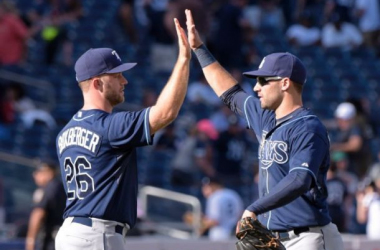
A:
174;17;191;60
236;210;257;236
241;210;257;220
235;217;286;250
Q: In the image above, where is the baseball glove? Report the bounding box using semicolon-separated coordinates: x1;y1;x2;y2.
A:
235;217;285;250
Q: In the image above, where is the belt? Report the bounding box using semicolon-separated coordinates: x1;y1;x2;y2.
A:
72;217;124;235
272;227;310;241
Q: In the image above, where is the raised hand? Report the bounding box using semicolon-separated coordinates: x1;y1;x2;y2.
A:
185;9;203;50
174;18;191;60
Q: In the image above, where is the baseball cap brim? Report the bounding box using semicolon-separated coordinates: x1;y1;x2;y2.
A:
107;63;137;74
243;69;277;79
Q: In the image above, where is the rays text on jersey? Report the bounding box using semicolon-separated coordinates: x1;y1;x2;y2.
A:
259;139;288;167
58;126;100;154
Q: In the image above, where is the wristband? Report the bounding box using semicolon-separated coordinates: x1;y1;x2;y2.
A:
194;44;216;68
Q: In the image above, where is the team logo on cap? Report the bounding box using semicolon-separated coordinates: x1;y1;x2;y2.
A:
112;50;121;61
259;57;266;69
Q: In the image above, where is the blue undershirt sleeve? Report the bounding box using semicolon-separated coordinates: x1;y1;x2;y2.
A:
246;170;313;215
220;84;249;116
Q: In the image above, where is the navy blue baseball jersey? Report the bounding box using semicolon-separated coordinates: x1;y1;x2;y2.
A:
222;86;331;230
56;108;152;227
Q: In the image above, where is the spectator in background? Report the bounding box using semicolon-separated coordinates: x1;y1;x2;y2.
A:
332;151;359;199
330;102;372;179
244;0;285;31
0;84;15;145
26;160;66;250
26;0;83;66
0;0;29;65
154;122;177;152
213;114;250;188
321;12;363;51
286;12;321;46
208;0;251;69
354;0;380;49
326;160;348;232
256;0;285;31
144;0;176;73
325;0;355;23
367;150;380;189
44;0;83;66
167;0;208;41
199;176;243;240
295;0;327;27
210;105;236;133
3;83;56;129
187;74;220;120
170;119;217;186
330;151;366;234
187;74;220;107
356;178;380;239
119;0;139;44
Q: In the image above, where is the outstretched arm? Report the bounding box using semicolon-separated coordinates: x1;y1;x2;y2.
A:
185;9;238;97
149;18;191;134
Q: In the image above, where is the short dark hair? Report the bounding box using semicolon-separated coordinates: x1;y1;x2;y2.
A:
293;81;304;94
35;159;59;173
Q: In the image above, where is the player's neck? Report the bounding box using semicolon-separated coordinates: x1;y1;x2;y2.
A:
275;97;303;119
82;101;113;113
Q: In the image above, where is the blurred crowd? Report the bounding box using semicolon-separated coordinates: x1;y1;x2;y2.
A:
0;0;380;243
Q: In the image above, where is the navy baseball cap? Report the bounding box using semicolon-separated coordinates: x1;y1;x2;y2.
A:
74;48;137;82
243;52;307;85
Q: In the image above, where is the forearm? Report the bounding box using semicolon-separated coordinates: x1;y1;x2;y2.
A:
202;62;238;97
202;217;219;230
149;57;190;133
356;201;368;223
26;208;45;248
194;45;238;97
332;137;361;152
247;170;312;215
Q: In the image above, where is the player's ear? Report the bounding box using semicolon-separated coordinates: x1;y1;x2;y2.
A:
93;78;103;92
281;78;290;91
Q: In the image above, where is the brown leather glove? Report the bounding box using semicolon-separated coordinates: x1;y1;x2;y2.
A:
235;217;285;250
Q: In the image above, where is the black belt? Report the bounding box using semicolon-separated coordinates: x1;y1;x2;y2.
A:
72;217;124;235
272;227;310;241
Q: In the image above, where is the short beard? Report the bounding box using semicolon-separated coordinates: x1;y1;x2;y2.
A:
105;89;124;107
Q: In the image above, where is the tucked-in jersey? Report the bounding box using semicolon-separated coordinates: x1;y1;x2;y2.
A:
222;86;331;230
56;109;152;228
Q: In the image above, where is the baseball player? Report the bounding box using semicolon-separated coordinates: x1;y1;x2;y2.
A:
54;18;191;250
183;10;344;250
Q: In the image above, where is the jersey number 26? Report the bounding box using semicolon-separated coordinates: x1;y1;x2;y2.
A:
64;156;95;200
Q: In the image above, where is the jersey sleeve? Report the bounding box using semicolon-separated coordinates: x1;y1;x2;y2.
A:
220;85;273;140
108;108;153;148
289;132;329;180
